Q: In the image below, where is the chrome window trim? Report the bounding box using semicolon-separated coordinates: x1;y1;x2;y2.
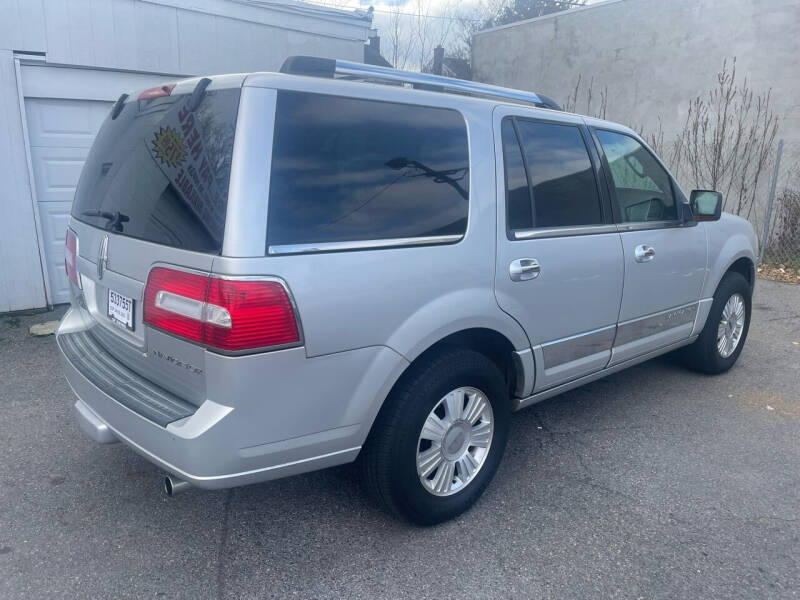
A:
512;220;696;240
267;234;463;256
616;220;688;232
512;224;618;240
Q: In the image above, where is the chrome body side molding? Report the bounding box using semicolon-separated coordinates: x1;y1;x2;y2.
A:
268;234;462;256
540;325;616;369
514;336;697;411
615;302;699;346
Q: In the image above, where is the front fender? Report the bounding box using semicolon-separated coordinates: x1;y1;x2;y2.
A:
701;214;758;299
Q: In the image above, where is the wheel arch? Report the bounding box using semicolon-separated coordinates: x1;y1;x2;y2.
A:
725;256;755;289
356;325;533;447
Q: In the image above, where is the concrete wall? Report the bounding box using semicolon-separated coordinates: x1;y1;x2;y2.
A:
0;0;370;312
472;0;799;162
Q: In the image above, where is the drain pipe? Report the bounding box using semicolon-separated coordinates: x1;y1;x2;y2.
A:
164;475;191;496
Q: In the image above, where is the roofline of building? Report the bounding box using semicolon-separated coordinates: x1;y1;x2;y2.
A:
144;0;372;42
232;0;372;26
474;0;627;36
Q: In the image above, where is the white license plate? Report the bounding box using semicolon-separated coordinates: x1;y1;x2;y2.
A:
107;289;135;330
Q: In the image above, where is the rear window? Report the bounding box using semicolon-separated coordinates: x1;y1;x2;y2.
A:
514;119;602;228
72;87;240;253
267;91;469;247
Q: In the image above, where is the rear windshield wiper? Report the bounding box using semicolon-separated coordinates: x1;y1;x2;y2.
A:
81;209;130;232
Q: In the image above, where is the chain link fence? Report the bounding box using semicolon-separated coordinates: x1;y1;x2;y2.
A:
757;140;800;283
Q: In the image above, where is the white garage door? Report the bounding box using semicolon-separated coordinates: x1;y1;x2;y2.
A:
26;98;111;304
21;63;182;304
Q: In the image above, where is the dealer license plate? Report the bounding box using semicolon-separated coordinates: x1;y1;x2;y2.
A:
107;289;135;331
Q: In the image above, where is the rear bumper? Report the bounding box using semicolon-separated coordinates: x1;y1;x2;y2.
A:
74;398;118;444
58;307;408;489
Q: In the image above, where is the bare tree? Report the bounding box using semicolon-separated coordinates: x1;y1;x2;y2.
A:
488;0;587;26
385;5;415;70
412;0;459;72
379;0;460;72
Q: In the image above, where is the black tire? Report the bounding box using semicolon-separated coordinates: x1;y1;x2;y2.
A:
360;348;510;525
682;271;752;374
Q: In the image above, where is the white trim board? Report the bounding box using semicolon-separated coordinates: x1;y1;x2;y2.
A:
19;62;188;102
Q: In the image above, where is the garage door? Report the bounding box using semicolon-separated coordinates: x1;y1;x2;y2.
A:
21;63;182;304
26;98;111;304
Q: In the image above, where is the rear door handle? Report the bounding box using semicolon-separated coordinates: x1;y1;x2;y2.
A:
634;245;656;262
509;258;540;281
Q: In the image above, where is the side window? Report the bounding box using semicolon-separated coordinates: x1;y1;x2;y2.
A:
595;130;677;222
513;120;603;229
501;119;532;231
267;92;469;247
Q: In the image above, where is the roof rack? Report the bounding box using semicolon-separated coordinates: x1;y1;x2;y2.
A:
279;56;561;110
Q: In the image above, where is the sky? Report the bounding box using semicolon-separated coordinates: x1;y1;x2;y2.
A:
307;0;601;69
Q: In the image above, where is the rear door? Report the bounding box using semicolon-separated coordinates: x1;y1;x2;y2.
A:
493;107;624;392
591;128;706;364
68;77;243;405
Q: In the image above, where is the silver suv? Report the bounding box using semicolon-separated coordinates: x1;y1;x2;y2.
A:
58;57;757;524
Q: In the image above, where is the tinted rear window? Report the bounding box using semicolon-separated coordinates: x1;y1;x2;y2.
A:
515;120;602;228
267;91;469;247
72;87;240;253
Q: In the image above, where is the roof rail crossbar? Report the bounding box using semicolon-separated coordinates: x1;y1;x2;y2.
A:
280;56;560;110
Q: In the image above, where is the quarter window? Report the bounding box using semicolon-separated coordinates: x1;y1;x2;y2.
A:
267;92;469;247
595;130;677;222
503;118;603;230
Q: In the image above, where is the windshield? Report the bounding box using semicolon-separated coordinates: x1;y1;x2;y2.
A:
72;87;240;253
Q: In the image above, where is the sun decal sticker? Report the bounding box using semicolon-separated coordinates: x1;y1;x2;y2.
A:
151;126;186;168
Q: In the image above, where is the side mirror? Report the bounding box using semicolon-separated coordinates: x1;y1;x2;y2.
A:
690;190;722;221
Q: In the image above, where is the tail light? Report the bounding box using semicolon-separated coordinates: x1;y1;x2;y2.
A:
143;267;301;353
65;228;81;288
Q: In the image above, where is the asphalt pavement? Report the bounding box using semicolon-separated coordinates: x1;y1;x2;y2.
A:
1;280;798;599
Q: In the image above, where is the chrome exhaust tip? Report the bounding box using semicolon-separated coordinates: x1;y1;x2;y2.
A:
164;475;191;496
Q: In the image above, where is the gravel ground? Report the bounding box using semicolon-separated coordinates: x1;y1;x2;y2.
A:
1;280;798;599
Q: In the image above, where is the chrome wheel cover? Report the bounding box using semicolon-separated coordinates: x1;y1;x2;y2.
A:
416;386;494;497
717;293;746;358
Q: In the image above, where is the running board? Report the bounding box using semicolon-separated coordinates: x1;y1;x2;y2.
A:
513;336;697;411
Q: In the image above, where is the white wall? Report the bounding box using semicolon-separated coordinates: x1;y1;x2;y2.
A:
0;50;48;312
0;0;370;311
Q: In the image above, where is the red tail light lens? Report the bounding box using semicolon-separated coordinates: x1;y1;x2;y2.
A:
205;278;300;351
143;267;301;353
138;83;176;100
65;228;81;288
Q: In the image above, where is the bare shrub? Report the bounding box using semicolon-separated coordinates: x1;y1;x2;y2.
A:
671;58;779;224
562;74;607;120
565;59;782;247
